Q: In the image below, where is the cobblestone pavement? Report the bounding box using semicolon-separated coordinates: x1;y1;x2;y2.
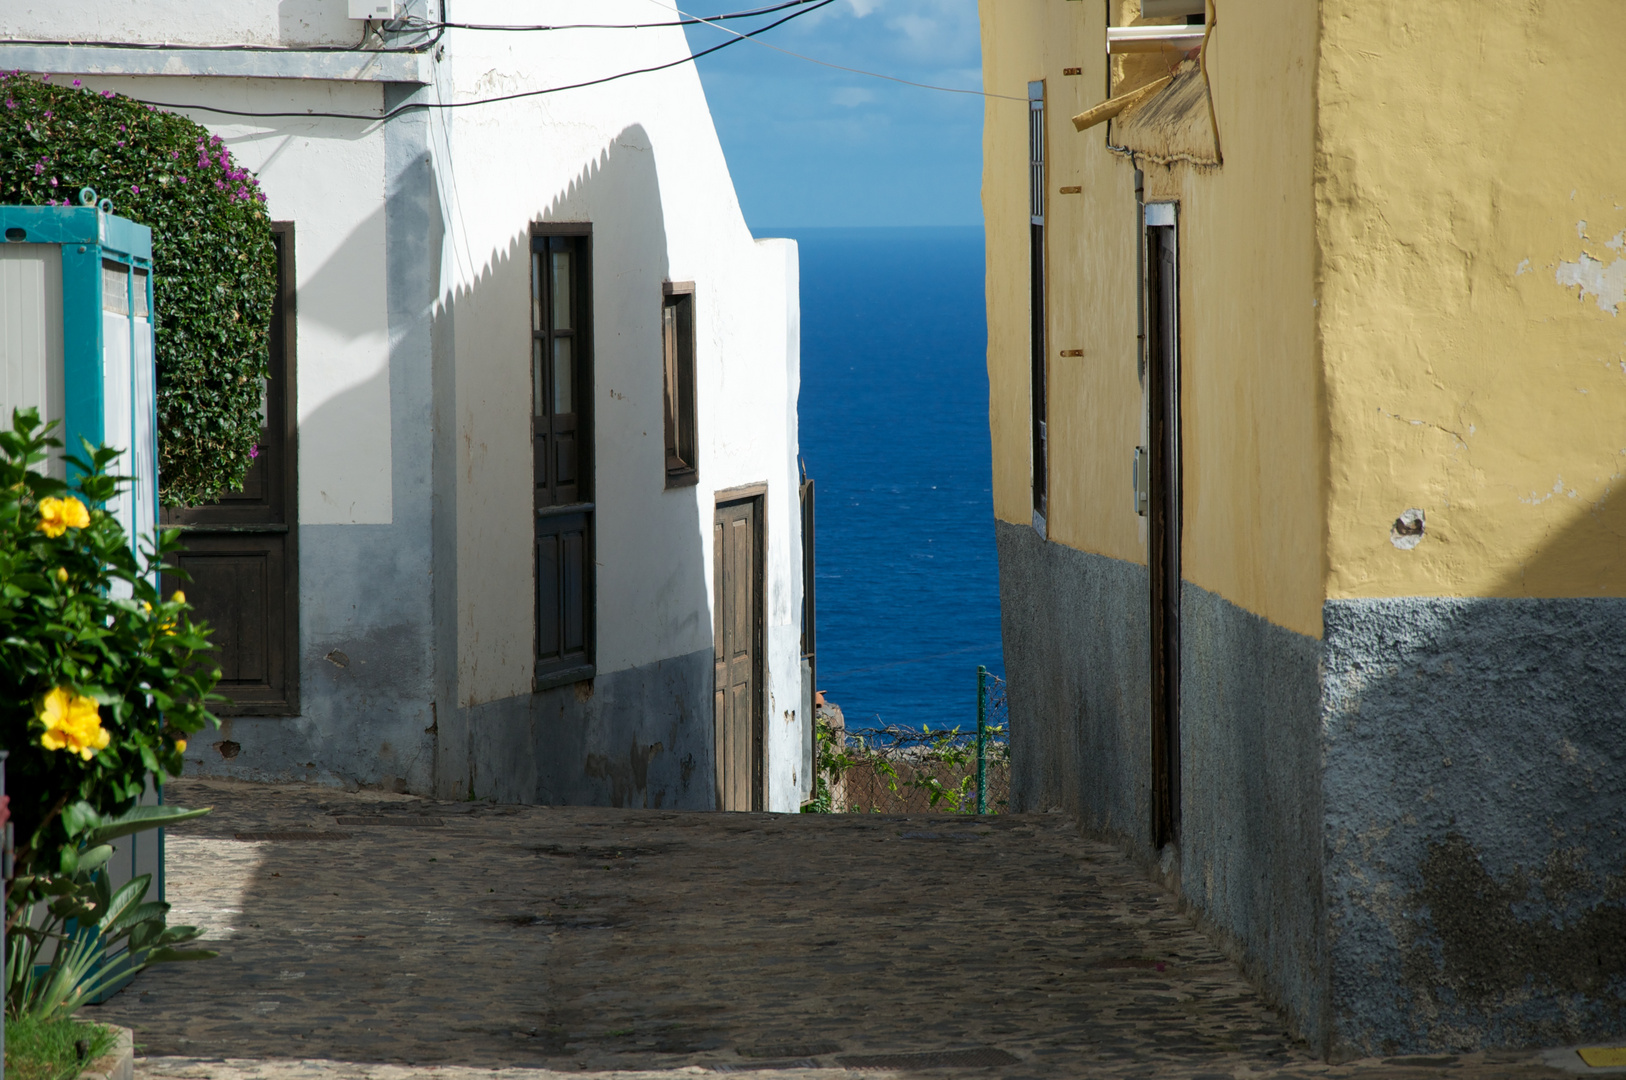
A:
89;779;1593;1080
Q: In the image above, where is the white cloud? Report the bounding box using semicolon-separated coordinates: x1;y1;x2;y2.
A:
832;86;877;106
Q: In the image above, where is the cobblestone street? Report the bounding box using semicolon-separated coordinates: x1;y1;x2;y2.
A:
90;779;1597;1080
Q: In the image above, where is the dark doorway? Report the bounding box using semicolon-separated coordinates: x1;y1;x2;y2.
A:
532;226;595;690
1146;211;1181;849
161;222;298;715
1029;80;1048;522
713;490;764;811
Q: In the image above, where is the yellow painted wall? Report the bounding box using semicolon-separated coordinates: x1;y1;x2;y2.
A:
1318;0;1626;600
982;0;1324;638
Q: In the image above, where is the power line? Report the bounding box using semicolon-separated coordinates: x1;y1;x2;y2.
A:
117;0;835;122
657;0;1029;102
408;0;825;33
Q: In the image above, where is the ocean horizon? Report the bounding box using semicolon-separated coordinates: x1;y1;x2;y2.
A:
756;225;1003;733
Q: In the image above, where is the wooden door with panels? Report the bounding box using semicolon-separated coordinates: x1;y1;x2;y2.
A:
532;227;595;690
1145;205;1182;849
161;223;298;715
713;489;765;811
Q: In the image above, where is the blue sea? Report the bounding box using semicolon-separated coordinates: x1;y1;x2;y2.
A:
758;226;1003;732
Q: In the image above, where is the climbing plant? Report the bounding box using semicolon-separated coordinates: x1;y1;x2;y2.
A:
0;71;277;506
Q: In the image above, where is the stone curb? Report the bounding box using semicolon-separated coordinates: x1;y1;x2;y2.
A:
82;1024;134;1080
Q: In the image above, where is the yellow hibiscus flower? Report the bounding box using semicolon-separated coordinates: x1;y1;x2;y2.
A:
37;687;112;761
36;496;90;538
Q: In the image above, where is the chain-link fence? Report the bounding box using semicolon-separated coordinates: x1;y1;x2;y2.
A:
808;667;1009;815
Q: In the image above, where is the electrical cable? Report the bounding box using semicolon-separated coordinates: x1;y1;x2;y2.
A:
115;0;834;122
405;0;825;33
653;0;1029;102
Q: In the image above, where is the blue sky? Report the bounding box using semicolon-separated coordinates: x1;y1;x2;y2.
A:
676;0;985;229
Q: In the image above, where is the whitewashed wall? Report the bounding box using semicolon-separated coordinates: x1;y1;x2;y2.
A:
440;1;805;808
2;0;807;810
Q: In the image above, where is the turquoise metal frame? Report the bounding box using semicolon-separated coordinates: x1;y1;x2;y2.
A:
1;203;164;1002
0;204;154;506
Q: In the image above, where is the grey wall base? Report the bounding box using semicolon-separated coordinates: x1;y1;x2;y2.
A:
994;520;1626;1059
442;647;717;809
1322;597;1626;1057
187;643;717;814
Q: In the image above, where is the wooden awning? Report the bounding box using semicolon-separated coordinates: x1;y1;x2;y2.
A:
1107;62;1220;166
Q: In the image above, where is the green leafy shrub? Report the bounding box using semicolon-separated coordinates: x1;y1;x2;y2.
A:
0;71;277;505
0;407;219;912
7;805;214;1021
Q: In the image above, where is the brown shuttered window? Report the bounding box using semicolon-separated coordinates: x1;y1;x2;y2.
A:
532;228;595;689
662;282;698;487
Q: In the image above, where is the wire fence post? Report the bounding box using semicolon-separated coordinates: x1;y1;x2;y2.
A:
976;665;988;815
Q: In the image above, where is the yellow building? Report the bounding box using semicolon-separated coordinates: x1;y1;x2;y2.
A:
981;0;1626;1057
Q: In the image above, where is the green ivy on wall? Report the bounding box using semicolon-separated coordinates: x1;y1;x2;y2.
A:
0;72;277;506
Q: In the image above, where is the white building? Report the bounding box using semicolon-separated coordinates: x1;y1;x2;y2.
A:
0;0;811;811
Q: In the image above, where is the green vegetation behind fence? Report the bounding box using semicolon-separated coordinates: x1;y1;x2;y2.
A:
807;668;1010;815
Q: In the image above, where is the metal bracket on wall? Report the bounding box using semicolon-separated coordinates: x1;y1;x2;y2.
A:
1133;446;1150;516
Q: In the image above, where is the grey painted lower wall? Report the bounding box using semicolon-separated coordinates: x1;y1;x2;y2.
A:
451;647;717;809
1180;581;1326;1051
995;521;1151;842
1322;597;1626;1057
995;521;1328;1048
996;521;1626;1057
186;523;437;792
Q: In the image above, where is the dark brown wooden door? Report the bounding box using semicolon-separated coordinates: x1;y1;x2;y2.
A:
1146;219;1181;848
714;496;762;811
1029;82;1048;518
160;223;298;715
532;230;595;689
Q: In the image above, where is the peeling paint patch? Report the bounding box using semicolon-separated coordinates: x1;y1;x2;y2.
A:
1515;258;1531;276
1609;232;1626;254
1556;254;1626;315
1390;509;1425;550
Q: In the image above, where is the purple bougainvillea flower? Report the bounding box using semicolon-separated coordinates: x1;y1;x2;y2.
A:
71;78;81;86
131;185;139;194
42;110;51;118
103;90;115;99
249;444;260;460
116;140;125;147
32;162;42;174
178;175;188;183
4;100;14;110
48;177;57;187
41;73;50;80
